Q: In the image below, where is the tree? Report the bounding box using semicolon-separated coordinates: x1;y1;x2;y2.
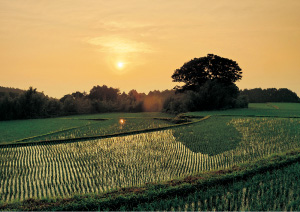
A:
172;54;242;92
169;54;247;111
88;85;120;102
62;95;77;114
127;89;145;112
240;88;300;103
185;80;240;111
0;93;15;120
18;87;48;118
46;98;63;116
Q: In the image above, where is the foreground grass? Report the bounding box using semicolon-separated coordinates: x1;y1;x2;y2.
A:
1;149;300;211
133;160;300;211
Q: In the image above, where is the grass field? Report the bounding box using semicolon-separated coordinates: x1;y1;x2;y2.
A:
0;103;300;210
24;118;172;143
0;112;173;145
0;118;93;144
187;102;300;117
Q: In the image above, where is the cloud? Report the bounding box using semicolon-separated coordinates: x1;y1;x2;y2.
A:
100;21;154;31
86;36;154;53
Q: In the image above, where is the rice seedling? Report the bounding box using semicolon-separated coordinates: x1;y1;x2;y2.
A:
1;115;300;202
132;162;300;211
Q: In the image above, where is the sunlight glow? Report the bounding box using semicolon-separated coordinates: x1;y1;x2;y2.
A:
117;62;124;69
119;118;125;124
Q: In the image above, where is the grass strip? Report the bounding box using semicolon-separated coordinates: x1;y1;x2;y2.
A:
1;148;300;211
13;126;82;143
215;114;300;118
6;120;109;144
0;116;210;148
266;102;280;109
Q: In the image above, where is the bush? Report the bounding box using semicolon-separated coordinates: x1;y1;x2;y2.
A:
163;94;188;114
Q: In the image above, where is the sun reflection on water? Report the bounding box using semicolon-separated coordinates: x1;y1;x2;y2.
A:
119;118;126;129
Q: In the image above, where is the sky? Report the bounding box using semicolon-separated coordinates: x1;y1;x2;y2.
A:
1;0;300;98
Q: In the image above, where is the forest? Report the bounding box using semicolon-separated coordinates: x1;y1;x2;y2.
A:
1;85;299;121
240;88;300;103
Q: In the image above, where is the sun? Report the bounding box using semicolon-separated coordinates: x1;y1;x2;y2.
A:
119;118;125;124
117;62;124;69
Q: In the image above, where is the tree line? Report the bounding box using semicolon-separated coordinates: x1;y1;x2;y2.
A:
240;88;300;103
0;86;178;120
0;54;262;120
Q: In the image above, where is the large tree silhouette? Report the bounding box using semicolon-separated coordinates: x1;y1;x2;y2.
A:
172;54;242;92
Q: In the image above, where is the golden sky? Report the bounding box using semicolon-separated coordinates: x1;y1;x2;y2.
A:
1;0;300;98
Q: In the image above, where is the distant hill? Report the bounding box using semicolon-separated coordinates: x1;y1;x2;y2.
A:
240;88;300;103
0;86;25;98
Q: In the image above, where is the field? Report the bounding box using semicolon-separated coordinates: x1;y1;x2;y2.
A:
0;112;173;145
0;118;93;144
0;103;300;210
131;161;300;211
187;102;300;117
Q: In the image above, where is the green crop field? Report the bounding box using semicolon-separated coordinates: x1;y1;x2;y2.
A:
0;104;300;210
187;102;300;117
269;102;300;110
131;162;300;211
0;112;173;145
23;118;172;143
0;118;93;144
1;115;300;202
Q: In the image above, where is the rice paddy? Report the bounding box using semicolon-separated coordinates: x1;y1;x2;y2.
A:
0;103;300;210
